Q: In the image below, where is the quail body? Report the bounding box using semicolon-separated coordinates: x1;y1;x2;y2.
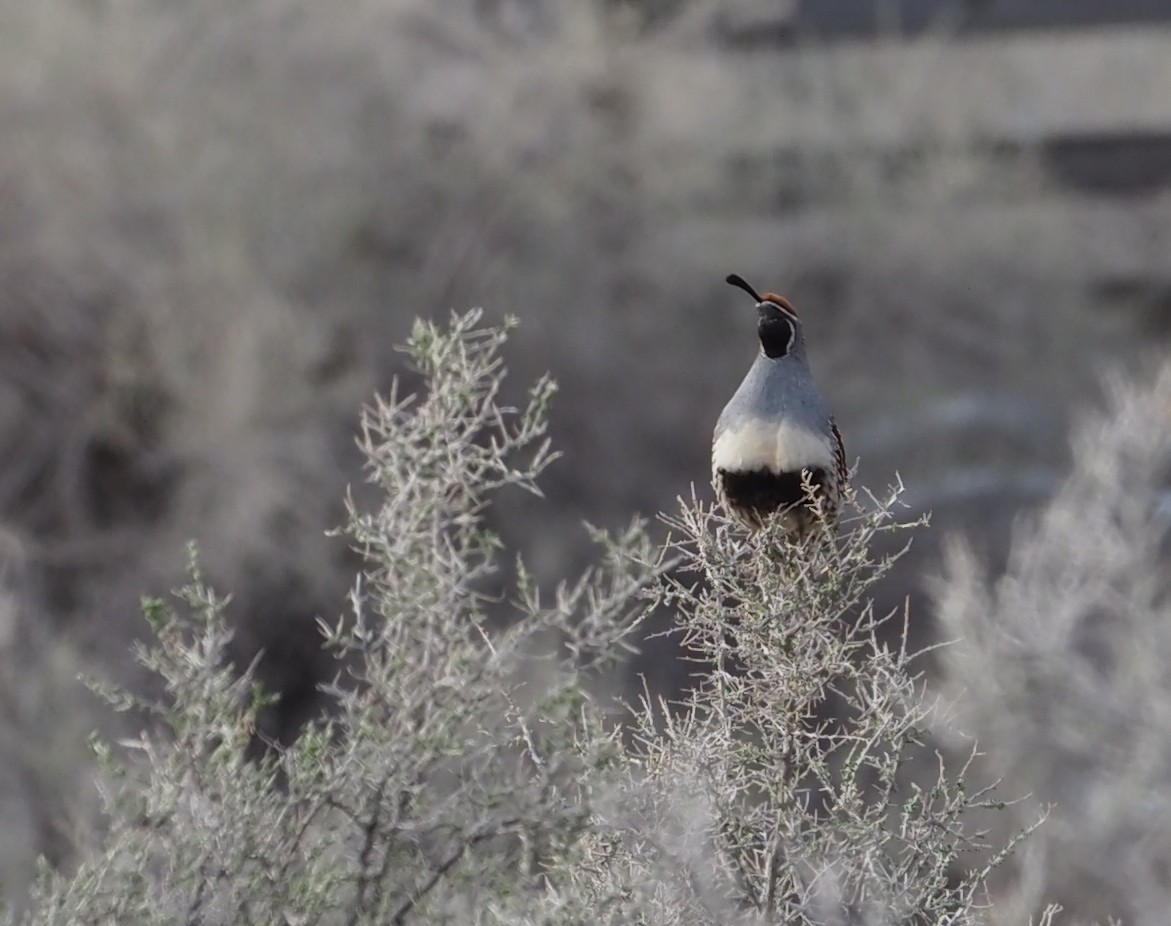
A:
712;274;847;537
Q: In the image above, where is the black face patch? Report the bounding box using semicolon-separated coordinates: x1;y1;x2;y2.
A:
717;466;828;527
758;315;794;358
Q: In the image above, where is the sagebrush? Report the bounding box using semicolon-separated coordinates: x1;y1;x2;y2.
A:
10;313;1030;925
935;365;1171;924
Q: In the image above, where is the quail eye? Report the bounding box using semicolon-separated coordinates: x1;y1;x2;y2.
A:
759;316;794;359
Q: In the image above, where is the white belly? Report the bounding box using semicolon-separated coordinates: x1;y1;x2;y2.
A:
712;416;833;474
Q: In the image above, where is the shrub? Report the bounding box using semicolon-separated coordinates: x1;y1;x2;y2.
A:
11;312;1031;925
934;364;1171;924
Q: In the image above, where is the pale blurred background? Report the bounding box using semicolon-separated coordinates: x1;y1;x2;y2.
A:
1;0;1170;918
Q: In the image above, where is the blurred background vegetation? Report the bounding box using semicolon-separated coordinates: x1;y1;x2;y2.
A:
1;0;1169;919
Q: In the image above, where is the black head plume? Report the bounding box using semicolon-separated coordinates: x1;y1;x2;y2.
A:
726;274;763;303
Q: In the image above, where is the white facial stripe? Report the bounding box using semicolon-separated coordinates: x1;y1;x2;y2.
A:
713;417;834;474
765;302;799;325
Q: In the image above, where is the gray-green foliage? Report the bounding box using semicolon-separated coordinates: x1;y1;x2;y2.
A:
538;496;1035;925
11;313;1028;925
935;365;1171;923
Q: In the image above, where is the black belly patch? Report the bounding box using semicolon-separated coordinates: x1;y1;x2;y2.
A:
718;466;828;526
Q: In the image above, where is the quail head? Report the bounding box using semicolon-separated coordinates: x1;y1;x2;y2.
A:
712;274;847;537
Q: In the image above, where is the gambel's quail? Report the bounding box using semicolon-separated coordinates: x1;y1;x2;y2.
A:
712;274;847;537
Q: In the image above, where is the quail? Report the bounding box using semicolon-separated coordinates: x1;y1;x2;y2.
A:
712;274;847;537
